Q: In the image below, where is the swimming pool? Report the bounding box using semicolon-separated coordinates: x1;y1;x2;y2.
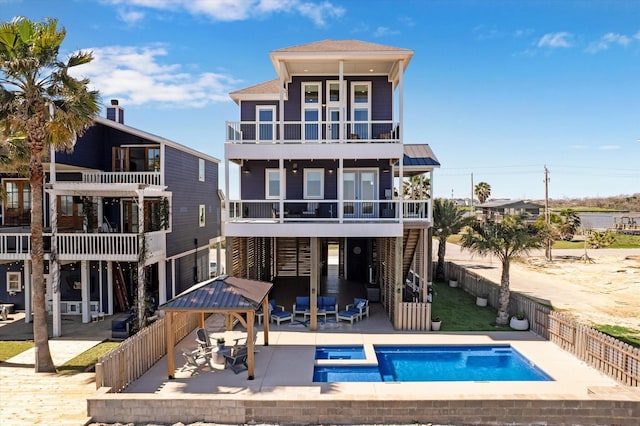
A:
313;345;553;382
315;345;366;360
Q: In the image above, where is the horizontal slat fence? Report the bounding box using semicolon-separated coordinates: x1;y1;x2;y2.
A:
95;312;199;392
442;261;639;386
398;302;431;330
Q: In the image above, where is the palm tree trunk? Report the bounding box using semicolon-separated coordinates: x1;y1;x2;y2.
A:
435;237;447;281
496;259;511;326
29;143;56;372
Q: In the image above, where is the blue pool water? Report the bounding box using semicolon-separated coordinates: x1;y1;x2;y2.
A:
315;345;365;360
312;345;553;382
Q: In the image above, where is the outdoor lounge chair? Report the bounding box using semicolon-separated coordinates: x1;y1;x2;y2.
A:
224;345;248;374
293;296;309;317
318;296;338;321
337;308;360;324
269;299;293;325
181;348;213;376
196;327;213;352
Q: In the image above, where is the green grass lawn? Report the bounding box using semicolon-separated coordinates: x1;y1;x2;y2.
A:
0;340;34;362
430;281;511;332
592;324;640;349
57;341;121;375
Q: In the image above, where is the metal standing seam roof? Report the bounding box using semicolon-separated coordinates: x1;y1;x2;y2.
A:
400;144;441;167
160;275;273;312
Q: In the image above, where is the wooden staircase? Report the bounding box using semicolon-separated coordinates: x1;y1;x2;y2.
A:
113;263;129;312
402;228;421;282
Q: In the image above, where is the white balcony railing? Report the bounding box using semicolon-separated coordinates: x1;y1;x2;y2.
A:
226;120;399;144
0;230;166;261
228;199;431;223
82;171;161;185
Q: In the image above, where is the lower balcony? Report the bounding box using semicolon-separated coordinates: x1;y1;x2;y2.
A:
0;228;166;263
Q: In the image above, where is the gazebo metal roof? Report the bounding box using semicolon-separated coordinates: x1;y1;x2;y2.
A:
159;275;273;380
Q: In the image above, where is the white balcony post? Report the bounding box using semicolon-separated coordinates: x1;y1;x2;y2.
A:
279;61;285;144
338;158;344;223
339;61;344;143
279;159;284;223
158;260;167;305
24;260;32;324
81;260;90;323
107;261;114;315
398;59;404;144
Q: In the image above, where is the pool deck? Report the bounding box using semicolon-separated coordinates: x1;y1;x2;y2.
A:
87;306;640;425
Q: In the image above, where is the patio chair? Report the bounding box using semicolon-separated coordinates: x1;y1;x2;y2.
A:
337;308;360;324
269;299;293;325
293;296;309;317
181;348;213;376
353;298;370;319
224;345;248;374
196;327;213;352
319;296;338;321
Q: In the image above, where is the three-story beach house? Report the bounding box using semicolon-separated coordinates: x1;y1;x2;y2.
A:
0;101;221;336
224;40;439;330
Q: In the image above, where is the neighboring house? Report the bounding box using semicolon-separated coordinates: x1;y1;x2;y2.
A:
224;40;440;329
0;100;221;336
475;199;543;222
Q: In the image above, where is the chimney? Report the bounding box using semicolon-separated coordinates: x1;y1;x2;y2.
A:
106;99;124;124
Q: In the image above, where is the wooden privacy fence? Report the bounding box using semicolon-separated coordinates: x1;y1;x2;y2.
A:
95;312;199;392
442;261;639;387
549;311;640;386
398;302;431;331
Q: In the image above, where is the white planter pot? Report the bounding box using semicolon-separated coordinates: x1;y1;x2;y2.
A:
509;317;529;331
431;321;442;331
476;297;488;307
449;280;458;288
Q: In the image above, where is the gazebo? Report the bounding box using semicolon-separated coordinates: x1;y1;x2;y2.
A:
159;275;273;380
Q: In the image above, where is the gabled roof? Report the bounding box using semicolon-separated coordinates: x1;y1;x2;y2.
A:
272;39;412;54
478;199;544;209
93;116;219;164
159;275;272;312
229;79;282;104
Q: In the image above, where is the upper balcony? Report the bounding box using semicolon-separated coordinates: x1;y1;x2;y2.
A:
81;171;161;186
226;120;400;145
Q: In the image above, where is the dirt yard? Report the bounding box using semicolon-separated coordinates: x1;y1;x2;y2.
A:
521;253;640;331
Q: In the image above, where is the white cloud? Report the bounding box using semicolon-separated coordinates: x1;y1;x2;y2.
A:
69;45;238;108
537;32;573;48
586;32;633;53
104;0;344;26
373;26;400;38
598;145;621;151
635;31;640;40
569;144;588;150
117;8;145;25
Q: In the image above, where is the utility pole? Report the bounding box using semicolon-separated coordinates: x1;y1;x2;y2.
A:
544;165;551;261
470;172;474;211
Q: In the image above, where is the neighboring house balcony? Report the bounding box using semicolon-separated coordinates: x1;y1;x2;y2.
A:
81;171;161;185
226;120;400;144
0;228;166;264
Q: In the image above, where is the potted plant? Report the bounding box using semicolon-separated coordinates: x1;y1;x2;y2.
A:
509;312;529;330
431;316;442;331
476;293;488;307
216;337;225;349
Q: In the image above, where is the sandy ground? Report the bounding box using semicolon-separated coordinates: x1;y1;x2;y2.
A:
521;252;640;329
444;244;640;331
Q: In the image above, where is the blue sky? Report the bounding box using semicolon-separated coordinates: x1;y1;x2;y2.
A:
2;0;639;201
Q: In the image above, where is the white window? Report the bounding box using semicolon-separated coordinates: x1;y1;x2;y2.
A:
61;196;74;216
199;204;205;227
257;106;276;141
7;272;21;292
304;169;324;199
265;169;283;199
350;82;371;139
302;82;321;140
326;81;343;104
198;159;205;182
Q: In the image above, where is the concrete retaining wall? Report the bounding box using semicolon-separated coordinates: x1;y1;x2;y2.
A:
88;389;640;425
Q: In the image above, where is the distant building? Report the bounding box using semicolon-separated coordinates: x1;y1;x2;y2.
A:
475;199;543;222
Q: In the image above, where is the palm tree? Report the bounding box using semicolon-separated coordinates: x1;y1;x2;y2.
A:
402;174;430;200
0;17;99;372
474;181;491;204
432;198;473;281
559;208;581;241
460;214;548;325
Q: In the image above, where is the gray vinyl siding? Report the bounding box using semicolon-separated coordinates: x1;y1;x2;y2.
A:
163;145;220;258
